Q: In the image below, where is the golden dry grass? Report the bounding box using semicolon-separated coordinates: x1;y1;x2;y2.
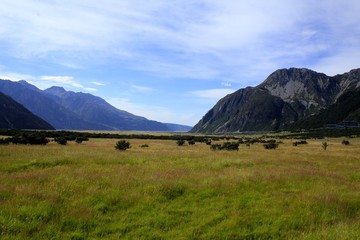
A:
0;137;360;239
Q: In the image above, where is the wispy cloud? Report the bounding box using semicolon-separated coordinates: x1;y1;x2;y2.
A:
190;88;236;101
130;84;156;93
91;81;106;86
107;97;174;122
221;82;232;87
84;87;97;92
40;76;83;88
1;0;359;81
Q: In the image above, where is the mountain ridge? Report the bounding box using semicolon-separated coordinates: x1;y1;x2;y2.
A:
191;68;360;133
0;79;190;131
0;92;54;130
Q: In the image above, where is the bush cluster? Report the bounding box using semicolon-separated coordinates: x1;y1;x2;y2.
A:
292;140;308;146
176;139;186;146
115;140;131;151
263;141;279;149
1;133;49;145
211;142;239;151
54;137;67;145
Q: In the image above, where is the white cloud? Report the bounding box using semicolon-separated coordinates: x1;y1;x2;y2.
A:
0;0;359;81
107;97;174;121
221;82;232;87
84;87;97;92
0;72;35;81
40;76;83;88
190;88;236;101
91;81;106;86
130;84;155;93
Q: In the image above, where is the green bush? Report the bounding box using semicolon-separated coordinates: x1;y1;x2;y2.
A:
115;140;131;151
75;137;88;144
322;142;328;150
176;139;185;146
293;140;308;146
9;133;49;145
55;137;67;145
210;142;239;151
263;142;279;149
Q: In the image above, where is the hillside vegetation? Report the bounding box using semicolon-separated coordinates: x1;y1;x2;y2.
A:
1;135;360;239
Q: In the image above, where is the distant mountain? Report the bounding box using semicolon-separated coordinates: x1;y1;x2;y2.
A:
43;86;169;131
164;123;192;132
0;80;108;130
0;80;170;131
0;92;54;130
191;68;360;133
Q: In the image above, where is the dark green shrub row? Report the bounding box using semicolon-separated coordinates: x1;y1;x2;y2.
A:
263;142;279;149
211;142;239;151
293;140;308;146
2;133;49;145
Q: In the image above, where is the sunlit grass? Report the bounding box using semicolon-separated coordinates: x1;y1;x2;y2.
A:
1;137;360;239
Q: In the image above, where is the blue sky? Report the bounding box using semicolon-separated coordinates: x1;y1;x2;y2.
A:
0;0;359;126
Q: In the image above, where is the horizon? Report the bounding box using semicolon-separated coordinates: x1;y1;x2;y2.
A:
1;1;359;126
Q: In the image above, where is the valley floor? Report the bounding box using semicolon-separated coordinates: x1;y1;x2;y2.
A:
1;137;360;239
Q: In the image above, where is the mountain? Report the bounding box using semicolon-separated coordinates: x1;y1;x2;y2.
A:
191;68;360;133
0;79;170;131
164;123;192;132
288;88;360;129
43;86;169;131
0;92;54;130
0;80;109;130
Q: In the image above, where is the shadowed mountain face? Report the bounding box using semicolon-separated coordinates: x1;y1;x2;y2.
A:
0;92;54;130
191;68;360;133
0;80;170;131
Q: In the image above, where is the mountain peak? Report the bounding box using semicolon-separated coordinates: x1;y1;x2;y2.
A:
44;86;67;96
191;67;360;133
260;68;326;87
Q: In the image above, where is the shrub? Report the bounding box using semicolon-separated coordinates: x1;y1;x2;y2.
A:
0;138;11;145
140;144;149;148
55;137;67;145
322;142;328;151
75;137;88;144
342;140;350;145
188;140;195;145
115;140;131;151
263;142;279;149
176;139;185;146
210;142;239;151
222;142;239;151
293;140;308;146
210;144;222;150
10;133;49;145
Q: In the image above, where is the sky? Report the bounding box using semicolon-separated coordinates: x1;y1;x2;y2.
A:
0;0;359;126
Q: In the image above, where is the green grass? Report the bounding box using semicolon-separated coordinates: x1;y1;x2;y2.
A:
1;137;360;239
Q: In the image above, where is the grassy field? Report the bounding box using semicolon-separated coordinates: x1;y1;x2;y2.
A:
1;137;360;239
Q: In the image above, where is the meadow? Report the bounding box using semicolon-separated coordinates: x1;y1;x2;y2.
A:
1;136;360;239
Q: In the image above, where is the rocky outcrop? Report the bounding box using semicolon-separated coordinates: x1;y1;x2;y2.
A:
191;68;360;133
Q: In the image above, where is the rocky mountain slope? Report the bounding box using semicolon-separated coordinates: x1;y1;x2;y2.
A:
191;68;360;133
0;92;54;130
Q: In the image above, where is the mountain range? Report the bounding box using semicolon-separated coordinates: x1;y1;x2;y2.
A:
0;92;54;130
191;68;360;133
0;80;191;131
